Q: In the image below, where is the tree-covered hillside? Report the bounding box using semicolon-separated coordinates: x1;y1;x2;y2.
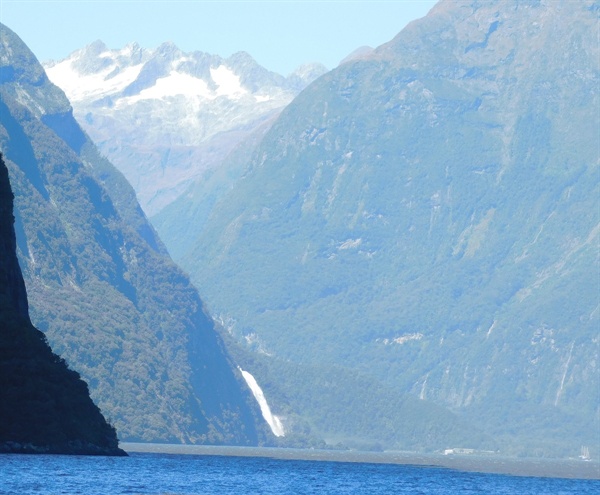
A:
0;23;266;445
0;153;125;455
156;0;600;457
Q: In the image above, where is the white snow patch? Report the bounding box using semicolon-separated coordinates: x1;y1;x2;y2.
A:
46;59;143;102
486;320;497;338
419;373;429;400
555;342;574;406
14;86;46;117
46;58;249;105
338;238;362;250
210;65;247;98
377;333;424;345
326;163;347;208
172;55;193;68
119;44;137;57
125;71;213;102
239;367;285;437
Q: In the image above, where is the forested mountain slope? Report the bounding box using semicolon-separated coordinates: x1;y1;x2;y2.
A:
0;23;265;445
162;0;599;457
0;153;125;455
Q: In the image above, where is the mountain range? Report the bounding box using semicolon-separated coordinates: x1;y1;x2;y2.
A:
2;0;598;459
152;0;599;457
43;42;326;215
0;23;267;445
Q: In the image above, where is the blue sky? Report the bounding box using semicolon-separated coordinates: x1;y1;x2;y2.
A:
0;0;437;75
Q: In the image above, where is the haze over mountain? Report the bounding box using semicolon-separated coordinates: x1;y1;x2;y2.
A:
154;0;599;457
3;0;598;459
0;23;268;445
43;43;326;215
0;153;125;456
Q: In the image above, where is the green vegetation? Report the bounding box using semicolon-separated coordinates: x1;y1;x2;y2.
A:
0;153;124;455
0;24;263;445
154;0;599;457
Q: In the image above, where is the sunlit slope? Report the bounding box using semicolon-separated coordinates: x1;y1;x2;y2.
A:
176;0;599;456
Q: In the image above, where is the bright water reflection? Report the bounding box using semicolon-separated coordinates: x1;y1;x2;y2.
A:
0;451;598;495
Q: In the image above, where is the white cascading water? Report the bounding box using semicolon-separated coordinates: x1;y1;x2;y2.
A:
238;367;285;437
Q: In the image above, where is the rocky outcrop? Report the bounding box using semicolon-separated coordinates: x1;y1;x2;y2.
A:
0;156;28;320
0;153;125;456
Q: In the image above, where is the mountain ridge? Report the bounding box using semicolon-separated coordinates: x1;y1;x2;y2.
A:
0;22;266;445
156;0;599;457
43;42;327;215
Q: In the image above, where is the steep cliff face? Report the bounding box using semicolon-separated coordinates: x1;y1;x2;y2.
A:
0;23;264;445
0;153;125;455
167;0;599;456
0;157;28;321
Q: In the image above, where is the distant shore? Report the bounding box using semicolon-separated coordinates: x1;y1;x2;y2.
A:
0;441;126;456
121;443;600;480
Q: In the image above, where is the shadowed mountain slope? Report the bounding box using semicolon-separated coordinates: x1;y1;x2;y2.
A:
0;23;265;445
0;153;125;455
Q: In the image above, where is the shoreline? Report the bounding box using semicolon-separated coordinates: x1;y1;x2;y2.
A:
120;443;600;480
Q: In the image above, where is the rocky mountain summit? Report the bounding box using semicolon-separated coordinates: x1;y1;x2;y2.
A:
44;42;326;215
158;0;599;457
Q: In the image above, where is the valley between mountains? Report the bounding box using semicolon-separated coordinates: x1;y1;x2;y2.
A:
1;0;598;459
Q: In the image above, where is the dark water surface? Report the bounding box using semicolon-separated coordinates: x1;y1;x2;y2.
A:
1;445;598;494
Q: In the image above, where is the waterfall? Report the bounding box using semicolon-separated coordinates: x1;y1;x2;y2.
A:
239;367;285;437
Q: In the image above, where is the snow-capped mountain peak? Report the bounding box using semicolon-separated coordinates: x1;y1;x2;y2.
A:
42;41;328;215
45;42;310;105
46;53;144;102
